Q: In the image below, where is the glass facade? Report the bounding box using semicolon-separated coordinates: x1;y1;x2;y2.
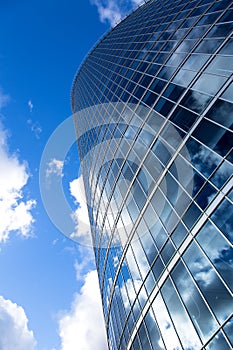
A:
72;0;233;349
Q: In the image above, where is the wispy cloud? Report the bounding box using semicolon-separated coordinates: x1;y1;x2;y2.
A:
28;100;34;113
58;269;108;350
90;0;144;27
46;158;64;178
0;123;36;242
0;295;37;349
74;245;96;282
27;119;42;139
0;88;10;110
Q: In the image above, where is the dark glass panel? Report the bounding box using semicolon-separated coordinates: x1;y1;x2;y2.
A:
142;91;158;107
184;137;221;178
181;89;212;113
192;170;206;197
186;25;207;39
195;39;223;53
147;63;162;76
226;150;233;164
163;83;185;102
150;79;167;94
211;160;233;189
210;199;233;243
209;0;232;13
171;222;188;248
160;239;175;265
195;182;217;209
221;6;233;22
193;119;233;157
158;66;176;80
152;256;165;280
205;99;233;130
170;106;199;131
154;97;174;116
197;12;220;26
140;74;153;88
182;202;201;229
207;22;233;38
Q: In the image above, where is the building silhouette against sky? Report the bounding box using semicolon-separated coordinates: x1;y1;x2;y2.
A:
72;0;233;349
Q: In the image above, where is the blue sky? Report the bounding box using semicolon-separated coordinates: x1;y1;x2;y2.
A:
0;1;144;349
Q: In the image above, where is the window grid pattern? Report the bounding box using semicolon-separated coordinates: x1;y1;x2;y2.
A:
72;0;233;349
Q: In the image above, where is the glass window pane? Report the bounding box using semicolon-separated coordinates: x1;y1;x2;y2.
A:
182;53;210;71
173;69;196;87
192;73;227;96
184;137;222;178
210;160;233;189
223;316;233;346
195;39;223;54
181;89;212;113
192;119;233;157
210;199;233;243
205;55;233;77
205;99;233;130
152;293;182;350
207;22;233;38
206;331;232;350
221;83;233;103
172;261;218;342
171;222;188;248
144;310;165;350
195;182;217;210
183;241;233;323
161;278;202;349
138;321;152;350
196;220;233;290
170;106;198;132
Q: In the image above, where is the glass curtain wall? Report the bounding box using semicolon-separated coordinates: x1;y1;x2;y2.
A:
72;0;233;349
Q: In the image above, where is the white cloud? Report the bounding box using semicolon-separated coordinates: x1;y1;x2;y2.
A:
28;100;34;113
27;119;42;139
91;0;144;27
132;0;144;5
46;158;64;178
0;123;36;242
91;0;121;26
74;246;95;282
0;295;37;350
58;270;108;350
69;176;92;246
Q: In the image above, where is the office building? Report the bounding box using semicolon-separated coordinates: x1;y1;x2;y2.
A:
72;0;233;348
